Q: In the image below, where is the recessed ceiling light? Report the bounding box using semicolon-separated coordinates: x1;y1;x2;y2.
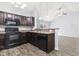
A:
39;17;42;20
15;4;19;8
10;2;15;4
16;2;21;5
23;3;27;7
46;16;49;18
21;3;27;9
21;6;24;9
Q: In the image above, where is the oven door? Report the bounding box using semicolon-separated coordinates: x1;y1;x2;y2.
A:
9;34;19;40
4;32;21;48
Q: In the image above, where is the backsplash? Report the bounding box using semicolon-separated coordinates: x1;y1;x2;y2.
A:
0;26;5;31
0;26;33;31
19;26;33;31
37;19;50;29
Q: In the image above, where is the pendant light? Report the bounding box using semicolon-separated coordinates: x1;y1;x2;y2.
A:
45;2;49;18
38;2;42;20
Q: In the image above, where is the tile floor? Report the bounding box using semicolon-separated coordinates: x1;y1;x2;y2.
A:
0;36;79;56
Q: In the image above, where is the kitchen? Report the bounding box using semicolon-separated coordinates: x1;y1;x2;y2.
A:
0;2;79;56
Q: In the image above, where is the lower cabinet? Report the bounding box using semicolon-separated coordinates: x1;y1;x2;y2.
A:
28;32;55;53
0;32;55;53
27;32;38;46
0;34;5;50
20;32;27;44
36;33;55;52
36;34;47;51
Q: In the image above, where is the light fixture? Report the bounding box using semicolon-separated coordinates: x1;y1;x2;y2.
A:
15;4;19;8
45;2;49;20
39;2;43;20
56;4;68;16
38;17;42;20
21;6;24;9
10;1;15;4
16;2;21;5
21;3;27;9
46;16;49;18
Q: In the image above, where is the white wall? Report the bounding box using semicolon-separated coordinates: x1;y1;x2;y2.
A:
78;17;79;36
50;11;79;37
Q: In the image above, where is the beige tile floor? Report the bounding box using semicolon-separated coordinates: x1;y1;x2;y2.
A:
0;36;79;56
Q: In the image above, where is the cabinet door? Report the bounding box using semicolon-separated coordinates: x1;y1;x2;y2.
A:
6;13;14;19
0;12;4;25
26;17;34;26
14;15;21;20
20;16;26;26
32;33;38;46
27;32;33;43
37;34;47;51
20;32;27;44
0;34;5;50
27;33;38;46
4;13;14;22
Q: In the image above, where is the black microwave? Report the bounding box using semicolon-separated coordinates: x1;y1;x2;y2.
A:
4;18;20;26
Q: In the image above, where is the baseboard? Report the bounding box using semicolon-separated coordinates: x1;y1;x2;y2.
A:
55;48;59;50
58;35;79;38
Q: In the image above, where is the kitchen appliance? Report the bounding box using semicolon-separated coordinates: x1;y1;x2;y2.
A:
4;18;20;26
4;18;21;49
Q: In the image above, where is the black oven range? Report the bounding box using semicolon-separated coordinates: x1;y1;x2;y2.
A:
4;17;21;49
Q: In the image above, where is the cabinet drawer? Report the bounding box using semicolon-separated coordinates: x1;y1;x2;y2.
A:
37;34;47;39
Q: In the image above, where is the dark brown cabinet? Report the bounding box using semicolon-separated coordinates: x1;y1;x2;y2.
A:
4;13;14;21
20;16;26;26
27;32;55;52
20;32;27;44
36;34;47;51
0;11;35;26
0;34;5;50
14;15;21;20
0;11;4;25
28;32;38;46
20;17;35;26
26;17;34;26
36;33;55;52
0;32;55;52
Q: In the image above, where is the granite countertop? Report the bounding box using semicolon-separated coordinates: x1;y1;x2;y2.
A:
29;31;55;34
20;30;55;34
0;31;6;34
0;28;56;34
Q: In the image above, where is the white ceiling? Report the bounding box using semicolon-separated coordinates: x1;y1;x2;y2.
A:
0;2;79;20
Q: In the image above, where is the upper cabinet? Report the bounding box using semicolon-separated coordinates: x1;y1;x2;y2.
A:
26;17;35;26
0;11;35;26
0;11;4;25
20;16;26;26
20;17;34;26
14;15;21;20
